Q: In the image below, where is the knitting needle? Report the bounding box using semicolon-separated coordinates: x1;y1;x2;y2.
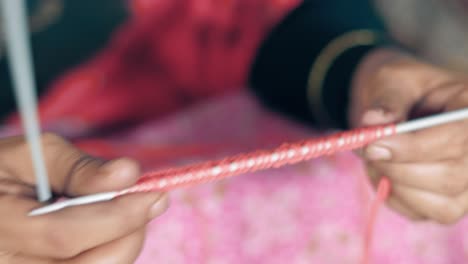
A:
1;0;52;202
28;107;468;216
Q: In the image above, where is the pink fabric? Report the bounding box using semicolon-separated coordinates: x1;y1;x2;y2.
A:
1;0;463;261
74;92;468;264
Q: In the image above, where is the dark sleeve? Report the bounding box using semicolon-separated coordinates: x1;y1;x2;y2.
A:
0;0;127;121
248;0;394;129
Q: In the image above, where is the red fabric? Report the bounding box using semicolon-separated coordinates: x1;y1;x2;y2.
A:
8;0;300;134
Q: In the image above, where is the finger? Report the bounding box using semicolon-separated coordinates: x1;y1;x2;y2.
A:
67;228;146;264
362;120;467;162
64;157;142;196
455;188;468;219
386;195;426;221
0;254;56;264
0;134;105;195
356;78;422;127
412;81;466;115
371;160;465;196
362;85;468;163
348;49;426;128
364;164;425;221
392;184;463;225
355;86;416;161
0;134;143;197
366;167;425;221
0;192;168;259
445;87;468;111
0;177;35;197
365;165;380;189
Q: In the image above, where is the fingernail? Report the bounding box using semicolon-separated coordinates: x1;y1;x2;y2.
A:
148;195;168;220
361;109;394;126
365;145;392;161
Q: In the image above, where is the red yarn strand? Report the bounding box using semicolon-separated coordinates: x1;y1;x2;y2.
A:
362;177;391;264
119;125;396;195
114;125;395;264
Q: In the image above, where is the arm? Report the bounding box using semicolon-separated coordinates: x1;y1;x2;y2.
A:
249;0;395;129
251;0;468;226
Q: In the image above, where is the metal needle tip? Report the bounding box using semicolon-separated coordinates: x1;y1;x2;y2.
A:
29;192;118;216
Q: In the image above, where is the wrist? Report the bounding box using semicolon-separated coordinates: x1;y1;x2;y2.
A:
353;48;409;82
313;33;398;129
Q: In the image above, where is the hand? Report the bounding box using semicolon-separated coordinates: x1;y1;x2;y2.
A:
0;133;169;263
349;48;468;225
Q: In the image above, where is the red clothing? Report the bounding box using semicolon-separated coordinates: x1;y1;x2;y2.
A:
8;0;300;136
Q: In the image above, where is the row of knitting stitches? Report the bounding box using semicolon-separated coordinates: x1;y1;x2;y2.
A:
120;125;395;194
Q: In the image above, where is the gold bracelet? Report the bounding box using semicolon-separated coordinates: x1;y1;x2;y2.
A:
0;0;63;60
30;0;64;33
307;30;381;127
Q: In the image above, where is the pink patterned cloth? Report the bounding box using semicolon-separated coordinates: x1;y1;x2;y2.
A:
74;92;468;264
1;91;467;263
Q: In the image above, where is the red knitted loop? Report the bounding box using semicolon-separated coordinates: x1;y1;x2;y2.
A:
118;124;396;195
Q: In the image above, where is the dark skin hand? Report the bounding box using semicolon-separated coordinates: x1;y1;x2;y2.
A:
350;48;468;225
0;133;169;264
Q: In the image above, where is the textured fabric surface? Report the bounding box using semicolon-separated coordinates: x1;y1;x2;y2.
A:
70;92;468;264
2;0;467;261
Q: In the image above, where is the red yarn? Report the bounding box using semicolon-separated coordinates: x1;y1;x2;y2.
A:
363;177;391;264
118;125;396;194
109;125;395;264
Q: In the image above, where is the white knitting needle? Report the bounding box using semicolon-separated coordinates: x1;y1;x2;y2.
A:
28;107;468;216
1;0;52;202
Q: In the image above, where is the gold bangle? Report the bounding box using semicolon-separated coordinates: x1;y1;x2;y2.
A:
30;0;64;33
307;30;381;127
0;0;63;60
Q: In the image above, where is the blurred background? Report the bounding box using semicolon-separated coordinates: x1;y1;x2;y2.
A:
2;0;468;263
0;0;127;120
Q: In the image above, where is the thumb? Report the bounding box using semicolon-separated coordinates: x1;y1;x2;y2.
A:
65;157;142;197
354;85;418;159
359;88;417;127
357;83;425;162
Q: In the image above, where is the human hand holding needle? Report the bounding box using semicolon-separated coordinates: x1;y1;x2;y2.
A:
0;134;168;263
